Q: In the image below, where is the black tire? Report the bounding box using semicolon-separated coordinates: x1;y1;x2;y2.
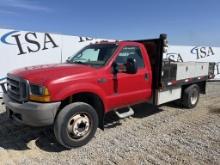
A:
54;102;98;148
182;84;200;109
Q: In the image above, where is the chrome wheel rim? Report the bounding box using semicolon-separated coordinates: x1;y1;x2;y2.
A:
191;90;198;105
67;113;90;139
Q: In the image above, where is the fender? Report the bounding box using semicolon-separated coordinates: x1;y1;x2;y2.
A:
52;82;108;111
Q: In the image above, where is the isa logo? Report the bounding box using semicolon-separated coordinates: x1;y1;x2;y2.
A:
166;53;183;62
1;31;59;55
191;46;215;60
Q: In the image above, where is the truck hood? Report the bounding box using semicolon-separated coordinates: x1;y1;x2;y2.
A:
11;63;97;85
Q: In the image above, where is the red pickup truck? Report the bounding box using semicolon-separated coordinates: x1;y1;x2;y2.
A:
1;34;215;148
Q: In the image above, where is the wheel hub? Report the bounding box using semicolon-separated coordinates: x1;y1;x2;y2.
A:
68;114;90;138
191;90;198;105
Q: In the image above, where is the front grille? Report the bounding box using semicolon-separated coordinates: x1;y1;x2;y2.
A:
7;74;29;103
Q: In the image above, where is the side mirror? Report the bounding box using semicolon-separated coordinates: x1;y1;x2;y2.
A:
66;56;71;62
112;57;137;74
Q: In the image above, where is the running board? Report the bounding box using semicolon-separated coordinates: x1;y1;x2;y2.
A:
115;107;134;118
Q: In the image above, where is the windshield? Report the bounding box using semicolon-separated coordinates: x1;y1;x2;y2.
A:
67;44;118;66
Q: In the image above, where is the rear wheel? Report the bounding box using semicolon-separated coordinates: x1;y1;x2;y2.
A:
182;84;200;109
54;102;98;148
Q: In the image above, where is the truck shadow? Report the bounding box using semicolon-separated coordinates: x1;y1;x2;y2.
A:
132;103;163;117
0;111;65;152
209;106;220;114
0;103;163;153
104;103;163;129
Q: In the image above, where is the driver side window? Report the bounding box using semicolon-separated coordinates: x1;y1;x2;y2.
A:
115;46;145;68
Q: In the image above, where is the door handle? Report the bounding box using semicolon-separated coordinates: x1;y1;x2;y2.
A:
144;73;149;80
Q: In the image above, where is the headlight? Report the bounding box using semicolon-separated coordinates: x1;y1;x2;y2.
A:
29;84;50;102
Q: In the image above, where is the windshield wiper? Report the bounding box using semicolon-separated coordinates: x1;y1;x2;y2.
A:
71;61;89;65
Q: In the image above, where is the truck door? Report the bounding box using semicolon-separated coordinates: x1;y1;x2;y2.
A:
108;45;152;109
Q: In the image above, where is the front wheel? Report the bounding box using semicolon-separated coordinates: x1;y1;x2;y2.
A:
54;102;98;148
